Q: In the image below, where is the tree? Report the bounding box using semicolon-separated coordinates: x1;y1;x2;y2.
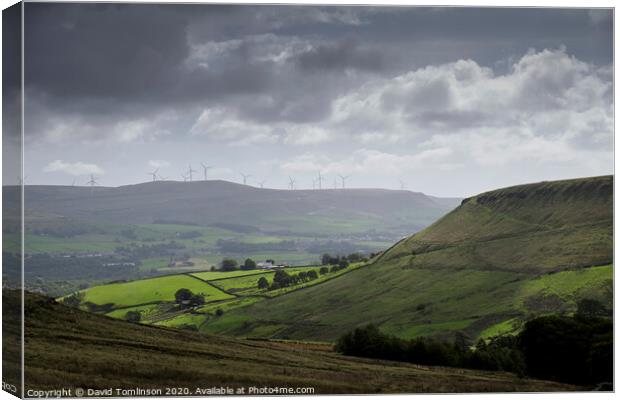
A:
347;253;362;262
307;270;319;280
190;294;205;306
339;259;349;269
266;259;275;264
242;258;257;270
175;288;194;304
273;270;291;287
518;315;612;385
221;258;238;271
298;271;308;281
321;253;331;265
61;292;84;308
576;298;609;318
124;311;141;323
215;308;224;317
320;267;329;275
257;276;269;290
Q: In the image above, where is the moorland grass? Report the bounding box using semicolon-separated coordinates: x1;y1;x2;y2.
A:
6;291;577;394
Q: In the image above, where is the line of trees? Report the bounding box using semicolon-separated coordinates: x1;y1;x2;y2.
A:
257;269;319;291
336;301;612;387
321;253;366;266
220;257;264;271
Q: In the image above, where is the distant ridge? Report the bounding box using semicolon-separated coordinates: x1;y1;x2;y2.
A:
4;180;461;235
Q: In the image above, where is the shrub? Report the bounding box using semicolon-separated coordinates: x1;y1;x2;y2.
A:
257;277;269;290
124;311;141;323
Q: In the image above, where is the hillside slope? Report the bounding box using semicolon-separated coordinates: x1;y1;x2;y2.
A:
203;176;613;341
2;291;575;394
4;181;459;236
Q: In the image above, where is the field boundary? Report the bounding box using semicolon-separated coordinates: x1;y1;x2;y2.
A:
183;273;241;298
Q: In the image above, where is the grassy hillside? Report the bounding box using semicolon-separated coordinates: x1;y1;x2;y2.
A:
203;176;613;341
2;290;576;394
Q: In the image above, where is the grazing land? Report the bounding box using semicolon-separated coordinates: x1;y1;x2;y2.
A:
204;176;613;341
81;274;234;307
63;263;366;331
3;290;577;395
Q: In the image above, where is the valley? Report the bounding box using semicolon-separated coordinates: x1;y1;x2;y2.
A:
2;181;457;296
4;175;613;392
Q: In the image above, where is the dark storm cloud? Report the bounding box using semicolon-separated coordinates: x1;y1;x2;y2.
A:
3;3;22;144
22;4;613;144
295;39;385;72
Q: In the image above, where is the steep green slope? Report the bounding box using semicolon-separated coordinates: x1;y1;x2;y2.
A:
2;291;575;394
204;176;613;341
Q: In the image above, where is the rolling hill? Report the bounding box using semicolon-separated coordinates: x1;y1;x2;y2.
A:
202;176;613;341
2;290;575;394
3;181;460;236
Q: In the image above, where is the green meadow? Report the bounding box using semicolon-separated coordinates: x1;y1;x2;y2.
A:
81;274;233;307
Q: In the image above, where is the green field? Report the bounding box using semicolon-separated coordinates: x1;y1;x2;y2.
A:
81;274;233;307
190;269;272;281
71;263;364;332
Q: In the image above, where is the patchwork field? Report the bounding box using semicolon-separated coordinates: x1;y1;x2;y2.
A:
67;263;365;332
81;274;233;307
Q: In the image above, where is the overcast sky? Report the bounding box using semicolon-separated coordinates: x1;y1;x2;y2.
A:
10;4;614;197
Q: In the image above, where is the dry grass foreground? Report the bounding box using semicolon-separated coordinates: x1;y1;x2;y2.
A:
2;290;577;395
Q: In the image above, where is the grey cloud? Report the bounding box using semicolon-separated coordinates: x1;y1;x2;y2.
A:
18;4;613;193
295;39;385;72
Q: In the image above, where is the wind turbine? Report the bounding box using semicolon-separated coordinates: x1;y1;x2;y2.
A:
200;163;213;181
158;174;169;181
147;168;159;182
187;164;197;182
86;174;99;195
240;173;251;185
258;180;267;189
71;178;77;187
333;178;338;189
399;179;406;190
86;174;98;187
181;173;189;183
312;179;317;190
338;174;350;189
317;171;324;190
288;176;296;190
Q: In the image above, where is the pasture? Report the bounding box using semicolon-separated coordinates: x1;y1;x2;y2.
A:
81;274;233;307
